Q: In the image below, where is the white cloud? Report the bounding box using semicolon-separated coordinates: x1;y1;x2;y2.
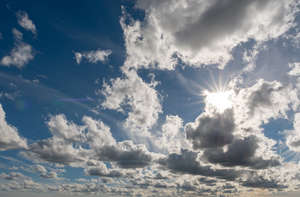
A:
285;113;300;152
0;29;34;68
0;104;28;151
101;69;162;141
288;62;300;76
74;49;112;64
121;0;298;70
231;79;299;131
16;11;37;35
152;115;190;154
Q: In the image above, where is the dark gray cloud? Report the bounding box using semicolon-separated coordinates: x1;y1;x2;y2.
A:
241;175;287;189
28;138;83;165
204;136;281;169
185;110;235;149
85;167;123;178
175;0;262;50
158;149;240;181
96;142;152;169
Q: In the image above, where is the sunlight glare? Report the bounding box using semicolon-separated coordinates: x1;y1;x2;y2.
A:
204;90;233;113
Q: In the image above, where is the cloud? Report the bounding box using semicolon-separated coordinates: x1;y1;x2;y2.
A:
74;49;112;64
96;141;153;169
203;135;281;169
158;149;240;181
33;164;59;179
16;11;37;35
27;137;85;165
40;171;58;179
101;69;162;141
0;29;34;68
85;161;123;177
241;174;287;189
121;0;298;70
285;113;300;152
152;115;190;154
0;172;25;180
232;79;299;130
288;62;300;76
0;104;28;151
33;164;47;174
185;109;235;149
47;114;83;143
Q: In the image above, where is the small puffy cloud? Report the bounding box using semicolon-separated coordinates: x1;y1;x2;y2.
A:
40;171;58;179
33;164;47;174
0;29;34;68
12;28;23;40
0;172;25;180
32;164;59;179
288;62;300;76
74;49;112;64
16;11;37;35
0;104;28;151
85;161;123;177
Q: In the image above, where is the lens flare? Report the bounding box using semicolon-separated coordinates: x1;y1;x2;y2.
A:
204;90;233;113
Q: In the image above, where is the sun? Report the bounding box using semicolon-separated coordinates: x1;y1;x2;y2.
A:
204;90;233;113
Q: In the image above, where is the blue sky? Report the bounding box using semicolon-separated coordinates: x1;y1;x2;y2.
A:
1;0;300;196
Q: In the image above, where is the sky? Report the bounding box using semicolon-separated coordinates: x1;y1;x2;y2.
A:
1;0;300;197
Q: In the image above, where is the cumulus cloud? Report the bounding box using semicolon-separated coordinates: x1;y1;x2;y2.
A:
152;115;190;154
101;69;162;141
0;172;25;180
47;114;83;143
203;135;281;169
121;0;298;70
0;104;27;151
74;49;112;64
158;149;240;181
27;137;85;165
96;141;153;169
232;79;299;130
85;161;123;177
16;11;37;35
185;109;235;149
285;113;300;152
0;29;34;68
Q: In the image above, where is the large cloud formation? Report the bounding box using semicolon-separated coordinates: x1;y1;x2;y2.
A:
122;0;298;70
